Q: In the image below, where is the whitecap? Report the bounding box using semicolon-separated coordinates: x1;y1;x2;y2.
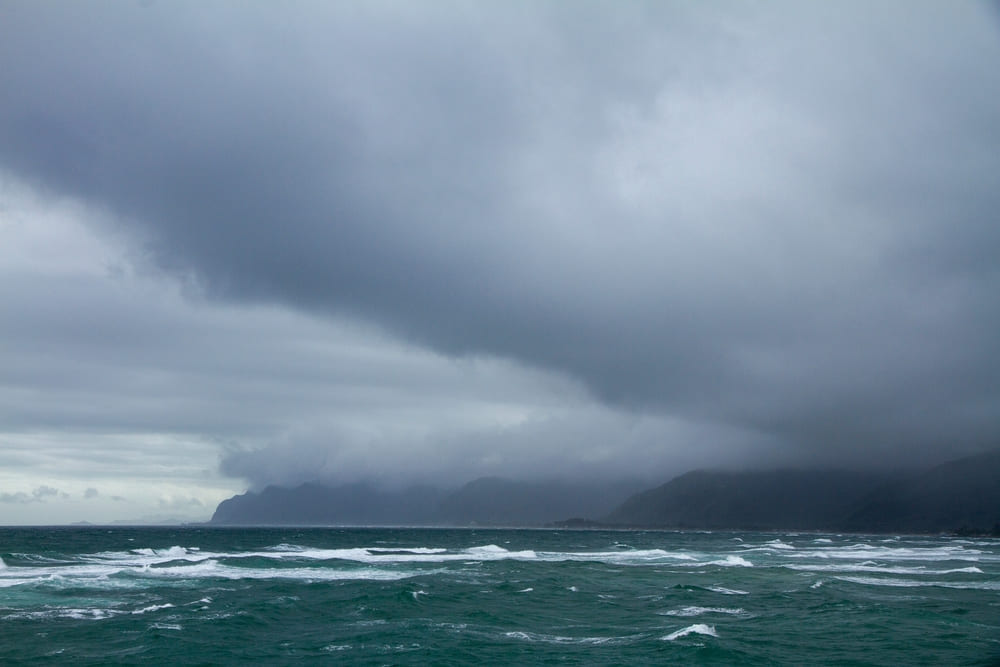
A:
4;607;123;621
148;623;182;631
517;587;533;593
783;563;984;575
132;603;175;614
466;545;537;560
836;576;1000;590
708;586;749;595
765;539;795;550
662;624;718;641
787;544;983;562
504;631;623;645
705;555;753;567
662;606;744;617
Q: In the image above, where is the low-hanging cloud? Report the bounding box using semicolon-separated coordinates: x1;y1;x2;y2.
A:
1;1;999;490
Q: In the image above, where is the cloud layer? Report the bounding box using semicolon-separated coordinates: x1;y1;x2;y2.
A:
1;3;999;519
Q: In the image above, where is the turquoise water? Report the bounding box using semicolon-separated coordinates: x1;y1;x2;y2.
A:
1;527;998;664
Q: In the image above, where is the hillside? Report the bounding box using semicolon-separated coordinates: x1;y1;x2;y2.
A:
603;470;890;530
210;477;642;526
603;450;1000;534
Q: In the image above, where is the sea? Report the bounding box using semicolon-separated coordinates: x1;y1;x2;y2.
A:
1;527;998;665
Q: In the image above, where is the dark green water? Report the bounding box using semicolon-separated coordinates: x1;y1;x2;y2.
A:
1;527;998;665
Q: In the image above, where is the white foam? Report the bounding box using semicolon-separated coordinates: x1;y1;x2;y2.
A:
3;607;123;621
132;603;175;614
662;624;718;641
765;540;795;550
504;631;622;645
466;545;537;560
788;544;983;562
129;546;195;559
148;623;182;631
783;563;984;575
663;606;744;617
837;576;1000;590
517;587;533;593
704;555;753;567
708;586;749;595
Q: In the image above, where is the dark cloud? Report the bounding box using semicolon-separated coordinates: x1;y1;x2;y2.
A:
1;1;999;483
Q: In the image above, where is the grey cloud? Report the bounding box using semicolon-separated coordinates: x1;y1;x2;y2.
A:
1;2;999;475
0;486;63;504
84;488;99;499
158;496;204;510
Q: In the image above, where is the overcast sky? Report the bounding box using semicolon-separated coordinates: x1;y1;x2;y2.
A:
1;1;998;524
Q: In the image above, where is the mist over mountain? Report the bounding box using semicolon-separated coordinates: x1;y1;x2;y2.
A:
435;478;644;526
841;449;1000;534
210;478;642;527
602;470;891;530
602;450;1000;534
211;483;445;526
211;451;1000;533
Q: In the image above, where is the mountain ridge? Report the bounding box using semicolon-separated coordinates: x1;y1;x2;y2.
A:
602;450;1000;534
210;450;1000;534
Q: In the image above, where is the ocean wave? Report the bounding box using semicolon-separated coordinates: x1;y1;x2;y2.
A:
662;606;745;617
694;555;752;567
27;543;715;571
131;603;175;614
2;607;123;621
836;576;1000;590
784;544;984;562
783;563;984;575
765;539;795;550
503;630;627;645
662;623;718;641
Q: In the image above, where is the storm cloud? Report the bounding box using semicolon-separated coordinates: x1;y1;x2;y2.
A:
1;2;999;518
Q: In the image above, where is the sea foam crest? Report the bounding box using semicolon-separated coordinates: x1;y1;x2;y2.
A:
836;576;1000;590
662;624;718;641
504;631;621;645
791;544;983;562
705;555;753;567
784;563;984;575
765;539;795;550
663;606;744;617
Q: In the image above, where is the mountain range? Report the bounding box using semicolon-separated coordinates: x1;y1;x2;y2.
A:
210;450;1000;534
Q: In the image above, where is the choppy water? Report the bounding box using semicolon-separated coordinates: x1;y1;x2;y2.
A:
1;527;998;664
